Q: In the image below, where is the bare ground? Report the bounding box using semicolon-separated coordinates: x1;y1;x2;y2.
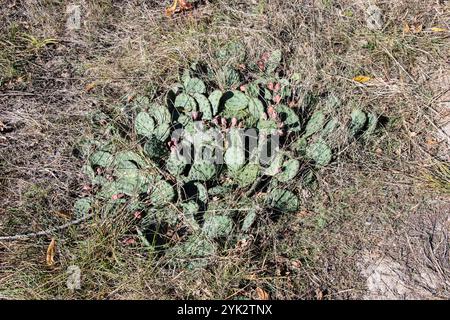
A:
0;0;449;299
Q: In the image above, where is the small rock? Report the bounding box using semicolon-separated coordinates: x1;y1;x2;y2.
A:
66;4;81;31
366;5;384;30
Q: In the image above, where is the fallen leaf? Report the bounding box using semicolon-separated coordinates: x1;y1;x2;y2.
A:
46;238;56;266
431;27;447;33
411;23;423;33
255;287;270;300
165;0;178;16
353;75;372;83
315;288;324;300
179;0;193;10
127;94;135;103
165;0;193;17
85;82;96;92
54;211;71;219
403;22;411;33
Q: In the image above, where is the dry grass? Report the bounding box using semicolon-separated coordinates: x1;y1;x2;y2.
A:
0;0;449;299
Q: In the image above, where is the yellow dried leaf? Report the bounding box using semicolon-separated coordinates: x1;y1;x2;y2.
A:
431;27;447;33
255;287;270;300
403;23;410;33
165;0;178;17
353;75;372;83
46;238;56;266
411;24;423;33
85;82;96;92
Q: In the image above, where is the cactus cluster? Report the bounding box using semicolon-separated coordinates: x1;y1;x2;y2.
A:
75;45;380;266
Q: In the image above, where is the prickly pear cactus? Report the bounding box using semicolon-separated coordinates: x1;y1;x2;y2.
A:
76;44;381;268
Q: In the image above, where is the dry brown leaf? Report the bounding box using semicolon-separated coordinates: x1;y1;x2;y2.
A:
85;82;96;92
46;238;56;266
411;23;423;33
403;22;411;33
165;0;193;17
255;287;270;300
54;210;71;219
179;0;193;10
353;75;372;83
165;0;178;16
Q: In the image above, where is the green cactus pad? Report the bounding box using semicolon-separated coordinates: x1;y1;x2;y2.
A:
267;188;299;213
148;103;171;125
149;180;175;207
248;97;265;119
276;105;300;131
306;140;332;166
166;151;188;176
234;163;260;187
144;138;168;159
241;208;257;232
265;49;282;74
321;118;339;138
223;90;249;111
174;93;197;112
182;201;200;230
304;111;325;138
135;112;155;138
202;214;234;239
193;93;213;120
188;161;217;181
349;109;367;137
114;151;147;168
74;198;92;218
276;158;300;182
208;90;223;116
364;112;378;137
184;77;206;94
193;182;208;204
90;151;114;168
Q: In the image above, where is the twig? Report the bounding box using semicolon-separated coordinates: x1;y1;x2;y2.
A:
0;213;94;241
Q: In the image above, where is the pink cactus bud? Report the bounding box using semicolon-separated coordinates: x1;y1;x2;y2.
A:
238;121;244;128
112;193;124;200
133;211;142;219
273;95;281;104
231;117;238;127
274;82;281;93
277;121;285;129
267;82;274;91
273;95;282;104
277;129;285;136
122;238;136;245
240;85;247;92
257;60;265;71
191;111;199;120
221;117;228;128
268;106;279;120
212;116;220;126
